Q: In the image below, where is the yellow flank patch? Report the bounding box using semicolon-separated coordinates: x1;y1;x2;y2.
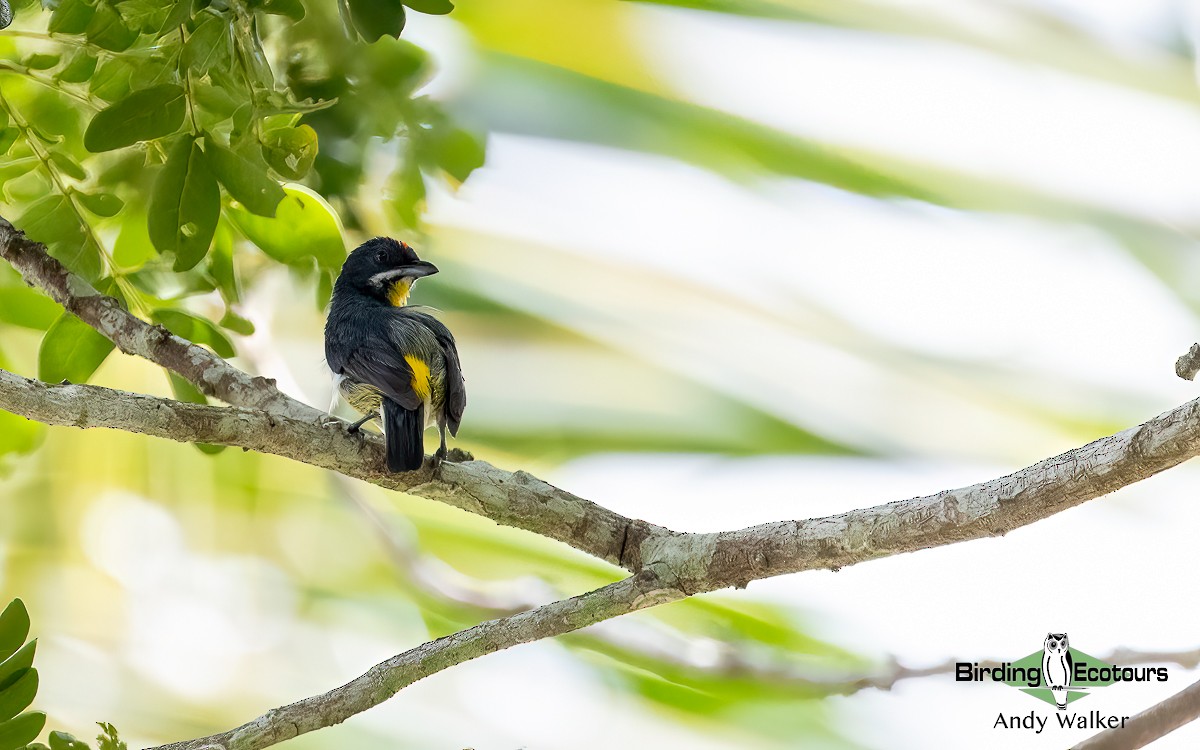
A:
387;278;412;307
404;354;431;399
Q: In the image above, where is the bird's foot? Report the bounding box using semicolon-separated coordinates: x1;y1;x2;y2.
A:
444;447;473;462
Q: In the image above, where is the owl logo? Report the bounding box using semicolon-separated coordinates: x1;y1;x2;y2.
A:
1042;633;1073;710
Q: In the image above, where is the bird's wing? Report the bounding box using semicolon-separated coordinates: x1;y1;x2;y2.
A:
337;343;423;412
413;312;467;434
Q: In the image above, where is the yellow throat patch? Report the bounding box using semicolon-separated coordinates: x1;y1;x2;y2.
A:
387;278;413;307
404;354;431;399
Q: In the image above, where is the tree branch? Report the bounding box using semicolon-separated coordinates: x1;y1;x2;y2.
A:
0;369;658;568
0;216;316;421
337;474;1200;698
6;359;1200;749
7;221;1200;749
0;218;665;569
7;370;1200;595
148;570;683;750
1072;675;1200;750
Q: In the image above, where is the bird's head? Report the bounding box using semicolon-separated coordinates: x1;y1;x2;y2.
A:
336;237;439;306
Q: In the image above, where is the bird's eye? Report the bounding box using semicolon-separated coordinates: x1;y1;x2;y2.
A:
375;250;388;263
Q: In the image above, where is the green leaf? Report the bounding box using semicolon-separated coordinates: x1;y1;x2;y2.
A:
112;210;155;269
402;0;453;14
47;731;89;750
256;0;303;20
316;268;333;309
0;669;36;723
166;372;204;404
21;95;75;140
151;309;235;358
56;51;97;83
191;81;239;123
0;602;28;664
75;191;124;217
259;124;317;180
0;410;44;465
128;53;177;89
0;287;60;330
346;0;405;42
0;711;45;750
0;131;15;158
157;0;193;35
89;59;134;102
182;15;232;75
206;220;239;302
85;3;138;51
217;310;254;336
48;150;86;180
84;84;186;153
387;156;424;227
148;136;219;271
205;140;284;217
430;127;485;184
48;0;95;33
38;313;116;384
56;238;104;284
0;642;35;691
226;183;345;270
12;195;72;245
362;37;430;94
23;54;60;71
14;196;98;281
116;0;171;33
95;722;127;750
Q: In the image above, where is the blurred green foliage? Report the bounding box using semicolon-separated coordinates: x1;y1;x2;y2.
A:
2;0;1193;748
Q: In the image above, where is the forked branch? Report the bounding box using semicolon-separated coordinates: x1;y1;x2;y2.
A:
2;217;1199;750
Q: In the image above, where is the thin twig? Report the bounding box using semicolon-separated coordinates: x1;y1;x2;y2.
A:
1072;675;1200;750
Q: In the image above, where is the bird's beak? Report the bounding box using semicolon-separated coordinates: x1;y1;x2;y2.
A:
400;260;439;278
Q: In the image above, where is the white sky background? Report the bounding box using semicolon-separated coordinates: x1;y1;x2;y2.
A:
384;2;1200;748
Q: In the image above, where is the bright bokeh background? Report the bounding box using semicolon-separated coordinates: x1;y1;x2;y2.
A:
3;0;1200;747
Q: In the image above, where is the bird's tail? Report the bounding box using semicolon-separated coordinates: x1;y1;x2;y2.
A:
383;398;424;472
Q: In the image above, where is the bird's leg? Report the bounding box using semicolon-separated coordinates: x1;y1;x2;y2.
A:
346;414;373;434
320;385;344;428
432;424;448;466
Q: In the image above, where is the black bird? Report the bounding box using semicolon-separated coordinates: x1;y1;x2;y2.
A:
324;237;466;471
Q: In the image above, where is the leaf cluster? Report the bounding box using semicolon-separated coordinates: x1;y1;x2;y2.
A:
0;600;127;750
